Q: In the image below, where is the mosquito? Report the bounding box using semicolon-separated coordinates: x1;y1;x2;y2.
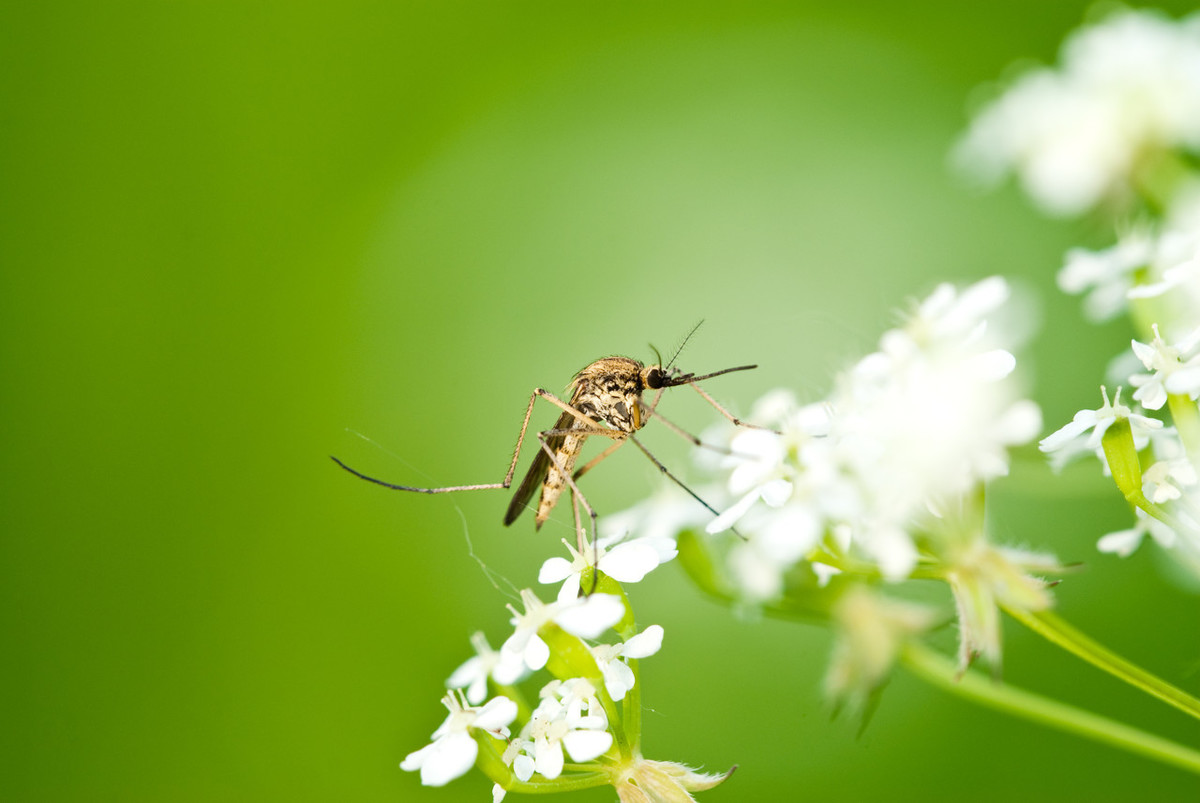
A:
332;343;759;559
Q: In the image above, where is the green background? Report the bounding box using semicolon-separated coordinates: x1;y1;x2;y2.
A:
5;2;1199;800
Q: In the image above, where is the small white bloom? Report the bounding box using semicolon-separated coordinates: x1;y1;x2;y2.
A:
504;678;613;781
1098;510;1179;556
495;590;624;684
1039;386;1162;467
590;624;664;701
401;693;517;787
447;632;504;704
955;9;1200;217
539;537;670;602
1129;324;1200;409
1058;236;1154;321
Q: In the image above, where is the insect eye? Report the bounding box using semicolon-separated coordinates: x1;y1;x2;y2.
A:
646;367;664;389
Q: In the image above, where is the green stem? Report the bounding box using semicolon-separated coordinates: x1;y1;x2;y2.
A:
1004;606;1200;723
1168;393;1200;460
901;642;1200;775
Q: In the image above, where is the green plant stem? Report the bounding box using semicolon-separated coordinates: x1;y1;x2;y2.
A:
1004;606;1200;723
1168;392;1200;459
901;642;1200;775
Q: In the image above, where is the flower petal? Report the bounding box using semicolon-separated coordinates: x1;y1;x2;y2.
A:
601;542;662;583
418;732;478;787
538;556;575;584
562;729;613;762
555;594;624;639
622;624;664;659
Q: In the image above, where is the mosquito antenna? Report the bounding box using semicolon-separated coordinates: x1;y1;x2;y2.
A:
665;320;705;373
648;343;664;369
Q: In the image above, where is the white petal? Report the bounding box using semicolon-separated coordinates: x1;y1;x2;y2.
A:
601;659;635;700
473;696;518;731
760;478;794;507
554;572;582;603
1038;415;1094;451
1097;527;1144;557
621;624;664;659
446;656;483;693
1166;365;1200;396
418;732;478;787
811;562;842;587
969;348;1017;381
562;729;613;762
705;488;760;534
600;542;661;583
1130;338;1156;368
513;752;535;781
538;557;575;584
400;742;434;772
533;738;564;780
491;648;529;685
555;594;623;639
492;782;507;802
523;634;550;671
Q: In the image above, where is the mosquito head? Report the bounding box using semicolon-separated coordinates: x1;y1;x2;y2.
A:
642;364;667;390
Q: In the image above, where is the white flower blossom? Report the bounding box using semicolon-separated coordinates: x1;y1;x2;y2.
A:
1098;510;1179;557
1129;324;1200;409
955;8;1200;216
401;692;517;787
1039;386;1163;469
1058;234;1154;322
504;678;613;781
539;537;672;602
590;624;664;701
495;589;624;684
447;632;506;704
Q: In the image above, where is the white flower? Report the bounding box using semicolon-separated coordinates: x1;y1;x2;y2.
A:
590;624;664;701
1098;510;1179;556
495;589;624;684
1058;235;1154;322
1039;386;1162;468
401;692;517;787
1129;324;1200;409
447;632;505;704
955;8;1200;216
692;277;1039;587
504;678;613;781
539;537;671;602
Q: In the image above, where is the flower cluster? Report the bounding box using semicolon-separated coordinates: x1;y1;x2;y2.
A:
402;568;731;801
956;7;1200;581
954;7;1200;217
607;276;1057;702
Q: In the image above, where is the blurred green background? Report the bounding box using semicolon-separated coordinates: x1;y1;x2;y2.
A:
5;1;1199;800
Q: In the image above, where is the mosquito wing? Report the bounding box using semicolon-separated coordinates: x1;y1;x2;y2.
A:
503;408;576;526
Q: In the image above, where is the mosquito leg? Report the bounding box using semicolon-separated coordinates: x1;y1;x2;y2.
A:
572;438;627;482
536;433;600;550
638;404;737;457
628;435;747;541
690;382;781;434
570;490;585;557
333;387;567;494
330;457;510;492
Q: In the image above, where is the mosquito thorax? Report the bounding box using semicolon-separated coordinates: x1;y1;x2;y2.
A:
570;356;651;433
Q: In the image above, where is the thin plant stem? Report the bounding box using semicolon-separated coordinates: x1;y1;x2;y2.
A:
1004;606;1200;723
901;642;1200;775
